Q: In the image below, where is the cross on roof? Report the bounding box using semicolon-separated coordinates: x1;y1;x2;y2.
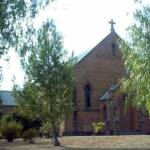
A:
109;19;115;32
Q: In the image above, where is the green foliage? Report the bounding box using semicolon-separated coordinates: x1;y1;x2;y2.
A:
0;119;22;142
1;114;13;122
22;128;38;143
40;121;60;138
40;122;52;138
0;131;2;139
120;3;150;114
12;113;41;131
0;122;2;139
13;20;75;146
92;122;105;135
13;21;75;120
0;0;54;56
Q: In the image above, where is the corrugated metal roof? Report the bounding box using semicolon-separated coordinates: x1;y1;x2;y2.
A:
99;83;120;101
77;48;93;62
0;91;16;106
99;91;111;101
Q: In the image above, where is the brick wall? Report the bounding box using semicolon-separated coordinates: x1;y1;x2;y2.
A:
64;31;125;134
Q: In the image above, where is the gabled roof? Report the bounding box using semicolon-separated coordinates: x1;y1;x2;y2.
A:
77;31;120;64
77;48;91;62
0;91;16;106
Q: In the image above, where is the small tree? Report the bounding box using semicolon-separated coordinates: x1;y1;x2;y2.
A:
22;128;38;143
13;20;75;146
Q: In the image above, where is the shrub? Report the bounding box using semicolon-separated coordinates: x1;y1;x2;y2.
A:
92;122;105;135
12;113;41;131
40;122;60;138
1;114;13;122
0;121;1;139
22;128;38;143
0;120;22;142
0;127;2;139
40;122;52;138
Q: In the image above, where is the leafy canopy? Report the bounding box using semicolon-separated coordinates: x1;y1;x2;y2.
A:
13;20;75;124
121;2;150;114
0;0;54;56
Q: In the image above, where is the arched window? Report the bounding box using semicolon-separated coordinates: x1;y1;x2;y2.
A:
72;87;77;107
84;84;91;108
103;105;107;120
112;43;115;56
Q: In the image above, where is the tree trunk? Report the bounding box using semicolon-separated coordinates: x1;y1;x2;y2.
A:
51;124;60;146
29;138;35;144
51;132;60;146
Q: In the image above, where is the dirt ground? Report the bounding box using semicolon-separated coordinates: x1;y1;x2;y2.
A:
1;135;150;150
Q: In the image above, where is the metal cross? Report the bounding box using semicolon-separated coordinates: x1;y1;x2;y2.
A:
109;19;116;32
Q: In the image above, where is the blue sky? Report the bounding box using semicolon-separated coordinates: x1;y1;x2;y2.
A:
0;0;148;90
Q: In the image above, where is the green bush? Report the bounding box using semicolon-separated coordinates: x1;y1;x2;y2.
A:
40;122;52;138
0;122;1;139
0;121;2;139
0;120;22;142
40;122;60;138
22;128;38;143
1;114;13;122
92;122;105;135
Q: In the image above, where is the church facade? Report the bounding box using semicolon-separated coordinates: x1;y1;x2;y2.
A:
64;20;150;135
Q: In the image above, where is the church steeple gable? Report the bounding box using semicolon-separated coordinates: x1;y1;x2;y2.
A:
109;19;116;32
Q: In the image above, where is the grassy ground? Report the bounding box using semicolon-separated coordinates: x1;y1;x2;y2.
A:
1;135;150;150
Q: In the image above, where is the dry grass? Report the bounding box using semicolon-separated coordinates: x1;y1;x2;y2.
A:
61;135;150;149
1;135;150;150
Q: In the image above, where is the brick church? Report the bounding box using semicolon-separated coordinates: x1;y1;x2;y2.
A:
64;20;150;135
